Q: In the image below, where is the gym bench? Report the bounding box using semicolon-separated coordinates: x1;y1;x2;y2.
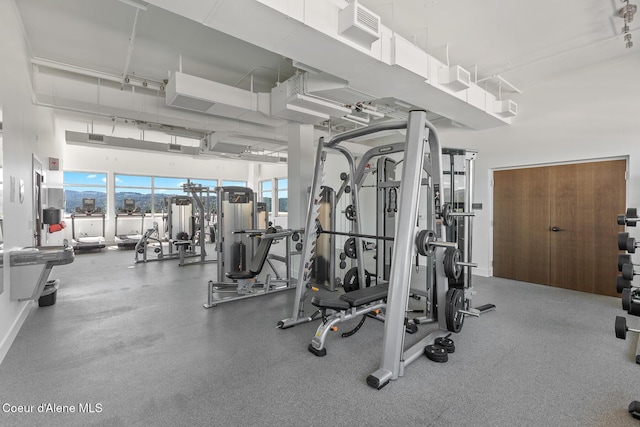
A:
308;284;389;357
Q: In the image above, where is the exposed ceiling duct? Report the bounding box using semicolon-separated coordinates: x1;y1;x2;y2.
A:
65;130;286;163
147;0;516;130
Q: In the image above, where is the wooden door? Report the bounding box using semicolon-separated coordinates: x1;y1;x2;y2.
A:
549;160;626;296
493;160;626;297
493;166;551;284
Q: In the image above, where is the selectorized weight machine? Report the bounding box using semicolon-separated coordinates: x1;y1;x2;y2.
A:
203;186;295;307
135;181;215;266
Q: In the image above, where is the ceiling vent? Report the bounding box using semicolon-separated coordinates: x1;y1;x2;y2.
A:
166;71;255;115
494;100;518;117
88;133;105;142
338;0;381;49
271;74;351;124
438;66;471;92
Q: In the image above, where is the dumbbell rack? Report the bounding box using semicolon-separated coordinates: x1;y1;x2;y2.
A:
615;208;640;420
615;207;640;364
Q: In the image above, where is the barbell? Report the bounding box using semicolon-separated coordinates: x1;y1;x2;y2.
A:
441;203;475;227
315;228;475;276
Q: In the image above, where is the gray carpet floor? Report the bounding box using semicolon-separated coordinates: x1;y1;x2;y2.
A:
0;246;639;426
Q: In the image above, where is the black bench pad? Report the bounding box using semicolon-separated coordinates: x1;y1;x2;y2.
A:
226;271;255;280
311;296;350;311
339;284;389;307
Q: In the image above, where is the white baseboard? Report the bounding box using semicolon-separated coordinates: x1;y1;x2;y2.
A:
474;268;491;278
0;301;34;365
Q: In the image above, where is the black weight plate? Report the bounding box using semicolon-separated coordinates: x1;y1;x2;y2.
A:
622;263;635;280
629;237;637;254
343;267;359;292
295;242;303;251
623;288;632;311
615;316;627;340
339;252;347;261
291;232;300;241
445;288;465;333
345;205;356;221
618;254;632;272
339;261;346;270
444;248;462;280
441;203;453;226
416;229;436;256
618;214;627;226
424;345;448;363
619;232;630;250
344;237;357;259
435;337;455;353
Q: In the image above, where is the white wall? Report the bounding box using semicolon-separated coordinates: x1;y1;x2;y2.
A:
0;0;65;363
439;53;640;277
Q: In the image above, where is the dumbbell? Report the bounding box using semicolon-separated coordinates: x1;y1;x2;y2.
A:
622;288;640;316
618;208;638;227
617;275;632;293
622;263;640;281
618;254;640;278
618;254;634;271
619;232;640;253
615;315;640;339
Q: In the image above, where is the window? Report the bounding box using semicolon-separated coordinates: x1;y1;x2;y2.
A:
188;179;218;214
277;178;288;213
259;180;272;212
115;174;152;213
259;178;287;216
63;171;107;214
153;177;188;214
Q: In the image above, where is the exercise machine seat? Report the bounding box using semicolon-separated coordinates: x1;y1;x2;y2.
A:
226;227;277;280
339;284;389;307
311;283;389;311
311;296;350;311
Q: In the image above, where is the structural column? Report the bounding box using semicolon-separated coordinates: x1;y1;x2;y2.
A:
287;123;315;231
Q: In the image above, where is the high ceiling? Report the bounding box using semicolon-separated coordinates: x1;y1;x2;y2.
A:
13;0;640;158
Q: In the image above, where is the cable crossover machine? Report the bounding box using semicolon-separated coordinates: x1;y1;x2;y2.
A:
277;110;494;389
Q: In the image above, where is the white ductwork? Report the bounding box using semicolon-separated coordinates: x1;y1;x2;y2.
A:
66;130;286;163
32;65;287;142
147;0;515;129
337;0;380;49
66;130;201;156
271;73;351;124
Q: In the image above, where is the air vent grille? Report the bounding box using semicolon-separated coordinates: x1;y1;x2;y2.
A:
170;94;215;112
356;6;379;34
168;143;182;152
88;133;104;142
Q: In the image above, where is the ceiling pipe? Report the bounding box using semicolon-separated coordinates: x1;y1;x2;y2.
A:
477;74;522;94
122;8;141;88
